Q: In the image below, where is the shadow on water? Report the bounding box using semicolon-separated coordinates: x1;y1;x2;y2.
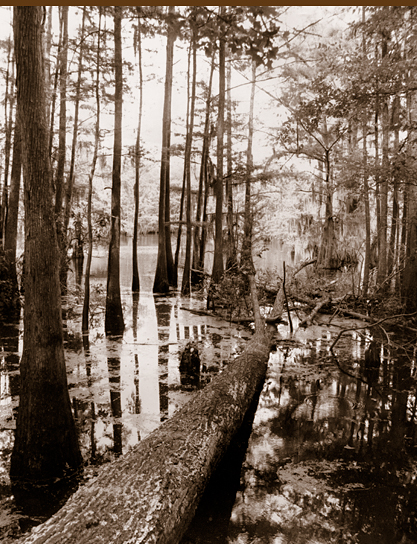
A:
11;477;80;537
181;389;263;544
219;322;417;544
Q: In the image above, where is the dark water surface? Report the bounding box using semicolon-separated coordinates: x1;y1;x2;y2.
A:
181;316;417;544
1;236;417;543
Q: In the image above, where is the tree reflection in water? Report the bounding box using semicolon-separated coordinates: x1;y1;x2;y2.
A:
132;292;141;435
155;296;171;423
224;323;417;544
2;281;417;543
107;351;122;457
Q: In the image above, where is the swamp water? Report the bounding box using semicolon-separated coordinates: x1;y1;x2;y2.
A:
0;236;417;543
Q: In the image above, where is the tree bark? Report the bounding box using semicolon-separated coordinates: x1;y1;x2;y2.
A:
164;8;176;288
1;38;14;245
43;6;53;118
387;95;400;282
362;116;371;298
401;15;417;311
374;54;381;277
175;42;191;289
105;6;125;336
242;60;264;335
154;6;176;293
54;6;68;286
182;25;197;296
212;6;226;284
317;144;336;270
376;20;390;291
64;7;86;245
192;50;215;284
225;52;236;269
82;7;101;335
11;5;82;486
16;337;272;544
361;6;371;299
132;14;143;293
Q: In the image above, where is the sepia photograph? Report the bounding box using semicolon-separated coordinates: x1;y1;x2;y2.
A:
0;6;416;543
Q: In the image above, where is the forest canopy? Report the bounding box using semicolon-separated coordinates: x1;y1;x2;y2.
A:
1;5;417;308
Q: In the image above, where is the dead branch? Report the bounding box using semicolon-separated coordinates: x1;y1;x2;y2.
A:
298;296;331;328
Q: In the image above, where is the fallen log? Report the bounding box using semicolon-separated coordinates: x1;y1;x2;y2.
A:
180;306;286;326
291;293;318;307
18;336;272;544
336;308;372;321
298;296;331;328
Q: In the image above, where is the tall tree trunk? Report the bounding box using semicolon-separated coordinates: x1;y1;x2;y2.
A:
105;6;125;336
387;95;400;281
64;7;86;245
44;6;53;114
132;15;143;293
164;8;176;287
242;61;264;335
226;53;236;270
174;42;191;285
54;5;68;219
154;6;176;293
361;7;371;298
399;188;408;298
182;27;197;296
82;7;101;336
402;19;417;312
318;147;335;269
374;61;381;277
192;50;215;285
377;52;389;290
48;31;60;159
1;39;14;245
199;155;211;276
362;118;371;298
11;6;82;486
55;5;69;294
174;168;186;285
212;6;226;284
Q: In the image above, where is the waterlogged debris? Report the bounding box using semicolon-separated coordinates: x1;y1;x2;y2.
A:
279;461;333;495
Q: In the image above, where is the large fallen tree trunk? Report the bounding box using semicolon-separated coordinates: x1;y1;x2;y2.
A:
19;336;272;544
